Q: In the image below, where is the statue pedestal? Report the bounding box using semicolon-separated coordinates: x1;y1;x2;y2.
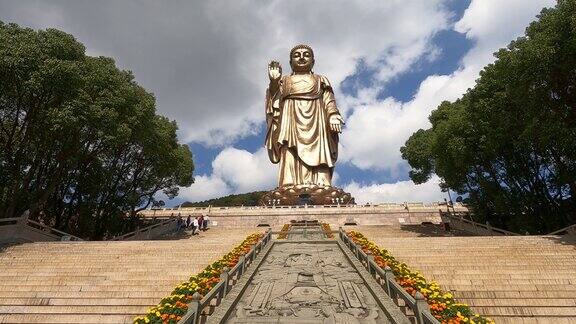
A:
259;185;355;206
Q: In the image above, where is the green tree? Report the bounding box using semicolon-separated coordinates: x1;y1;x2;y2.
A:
0;22;194;239
401;1;576;234
181;191;267;207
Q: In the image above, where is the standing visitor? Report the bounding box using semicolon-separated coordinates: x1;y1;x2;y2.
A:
191;217;198;235
198;214;204;232
186;215;191;228
204;215;210;230
176;216;183;232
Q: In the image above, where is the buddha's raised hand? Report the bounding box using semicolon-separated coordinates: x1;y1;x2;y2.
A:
329;114;345;133
268;61;282;82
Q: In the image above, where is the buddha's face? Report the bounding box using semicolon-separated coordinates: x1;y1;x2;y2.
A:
290;48;314;73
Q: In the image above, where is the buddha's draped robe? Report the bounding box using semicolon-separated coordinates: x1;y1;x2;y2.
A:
265;73;340;187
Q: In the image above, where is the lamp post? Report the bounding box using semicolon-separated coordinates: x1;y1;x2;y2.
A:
446;188;456;214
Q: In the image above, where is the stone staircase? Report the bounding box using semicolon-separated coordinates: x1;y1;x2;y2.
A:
0;228;261;323
1;221;574;323
355;226;576;323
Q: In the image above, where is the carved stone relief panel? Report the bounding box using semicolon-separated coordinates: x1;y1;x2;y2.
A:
226;243;389;323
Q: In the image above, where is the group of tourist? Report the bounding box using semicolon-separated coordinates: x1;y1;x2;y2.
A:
176;214;210;235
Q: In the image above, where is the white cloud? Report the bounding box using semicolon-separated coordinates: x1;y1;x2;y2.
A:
178;147;276;202
178;175;231;203
344;175;445;204
339;74;460;174
212;148;277;193
0;0;452;146
339;0;554;173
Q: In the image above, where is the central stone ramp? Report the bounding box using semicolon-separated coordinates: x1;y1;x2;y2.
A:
208;224;408;324
228;242;387;323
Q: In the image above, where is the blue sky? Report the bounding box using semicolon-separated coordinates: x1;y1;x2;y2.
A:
0;0;554;206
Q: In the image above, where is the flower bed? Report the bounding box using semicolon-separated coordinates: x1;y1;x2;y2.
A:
322;223;334;238
277;224;290;239
347;231;494;324
134;232;264;324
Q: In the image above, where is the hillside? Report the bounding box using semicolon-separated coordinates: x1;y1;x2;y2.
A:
180;191;267;207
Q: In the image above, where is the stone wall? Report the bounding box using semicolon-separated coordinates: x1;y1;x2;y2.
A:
138;202;468;228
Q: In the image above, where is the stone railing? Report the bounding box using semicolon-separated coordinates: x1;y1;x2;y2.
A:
178;229;272;324
139;203;469;228
108;217;179;241
548;223;576;236
0;214;83;243
440;211;520;236
339;228;440;324
142;202;468;216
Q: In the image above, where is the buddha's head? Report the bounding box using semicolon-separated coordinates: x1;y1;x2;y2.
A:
290;44;314;73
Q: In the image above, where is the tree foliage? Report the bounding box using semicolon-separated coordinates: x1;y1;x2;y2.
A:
0;22;194;239
401;1;576;234
181;191;267;207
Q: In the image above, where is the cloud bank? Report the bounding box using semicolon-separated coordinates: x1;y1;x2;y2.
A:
345;176;445;204
0;0;452;146
178;148;276;202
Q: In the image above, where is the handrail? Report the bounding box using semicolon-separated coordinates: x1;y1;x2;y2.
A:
0;217;22;225
25;219;84;241
108;217;178;241
338;228;440;324
1;213;84;242
548;223;576;235
441;211;520;236
178;229;272;324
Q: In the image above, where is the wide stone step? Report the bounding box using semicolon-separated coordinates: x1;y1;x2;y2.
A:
0;259;220;264
0;297;159;306
0;272;192;278
487;316;576;324
0;291;170;299
429;273;576;280
422;279;575;285
0;275;189;281
454;291;576;299
413;265;574;271
0;285;178;292
0;278;187;285
471;306;576;316
426;269;576;275
0;305;146;314
458;298;576;307
442;284;576;291
0;314;135;324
